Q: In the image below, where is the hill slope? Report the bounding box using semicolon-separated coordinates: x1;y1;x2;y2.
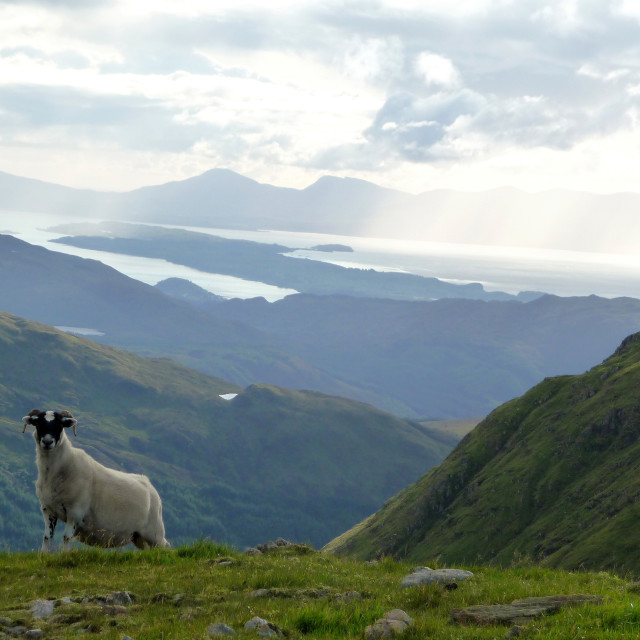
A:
0;312;454;551
324;332;640;573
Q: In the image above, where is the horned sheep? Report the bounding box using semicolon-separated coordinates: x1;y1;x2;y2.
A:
23;409;169;551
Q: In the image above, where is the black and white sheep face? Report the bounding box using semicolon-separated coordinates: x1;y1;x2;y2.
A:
23;410;77;451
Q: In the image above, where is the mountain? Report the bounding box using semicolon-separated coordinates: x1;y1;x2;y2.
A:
2;235;640;419
2;169;640;253
324;332;640;573
0;311;455;551
204;292;640;418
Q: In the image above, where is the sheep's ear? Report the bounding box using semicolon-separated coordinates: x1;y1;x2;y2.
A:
59;411;77;437
22;409;40;433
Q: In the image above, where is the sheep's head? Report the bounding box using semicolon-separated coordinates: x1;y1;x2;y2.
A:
22;410;78;450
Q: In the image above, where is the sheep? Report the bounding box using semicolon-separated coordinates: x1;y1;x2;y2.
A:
22;409;170;552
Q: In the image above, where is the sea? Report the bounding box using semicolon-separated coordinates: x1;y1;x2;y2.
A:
2;211;640;301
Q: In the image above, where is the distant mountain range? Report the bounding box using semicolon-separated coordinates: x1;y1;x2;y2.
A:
2;168;640;253
0;311;454;551
325;332;640;573
2;234;640;419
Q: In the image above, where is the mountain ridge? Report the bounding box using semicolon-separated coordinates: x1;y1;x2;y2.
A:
2;168;640;252
324;331;640;573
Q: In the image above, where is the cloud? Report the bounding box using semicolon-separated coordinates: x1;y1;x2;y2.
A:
1;0;640;192
414;52;460;88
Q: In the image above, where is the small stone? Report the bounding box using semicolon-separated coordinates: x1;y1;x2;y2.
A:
243;547;262;556
385;610;413;625
30;599;55;619
207;623;235;636
275;538;291;547
244;617;283;638
25;631;44;639
505;625;522;638
245;617;270;631
122;636;136;640
5;627;28;637
364;610;413;639
364;620;407;639
106;592;133;606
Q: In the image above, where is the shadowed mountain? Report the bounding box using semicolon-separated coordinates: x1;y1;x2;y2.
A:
324;332;640;573
2;234;640;419
0;311;455;551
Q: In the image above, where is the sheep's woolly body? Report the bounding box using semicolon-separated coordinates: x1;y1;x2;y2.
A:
35;433;167;548
25;409;169;551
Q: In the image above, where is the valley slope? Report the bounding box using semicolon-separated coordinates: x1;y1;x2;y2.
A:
0;311;454;551
324;333;640;573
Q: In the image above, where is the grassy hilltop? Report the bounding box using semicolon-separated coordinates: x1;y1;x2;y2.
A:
1;543;639;640
325;332;640;573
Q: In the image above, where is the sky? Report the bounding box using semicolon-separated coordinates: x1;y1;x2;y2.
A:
1;0;640;194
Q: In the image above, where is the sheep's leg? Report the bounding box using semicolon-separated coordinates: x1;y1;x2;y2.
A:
61;520;77;551
41;507;57;553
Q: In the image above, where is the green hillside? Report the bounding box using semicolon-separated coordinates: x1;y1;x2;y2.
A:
324;332;640;573
0;543;637;640
0;312;454;551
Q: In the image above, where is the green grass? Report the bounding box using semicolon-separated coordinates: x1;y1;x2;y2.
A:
0;543;638;639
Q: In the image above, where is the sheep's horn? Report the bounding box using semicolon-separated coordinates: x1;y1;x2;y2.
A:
22;409;40;433
59;410;77;437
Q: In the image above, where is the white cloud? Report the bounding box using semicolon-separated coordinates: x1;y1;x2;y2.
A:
0;0;639;195
414;52;460;88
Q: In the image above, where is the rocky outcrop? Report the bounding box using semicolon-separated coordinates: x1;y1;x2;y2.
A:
401;567;474;587
451;594;604;625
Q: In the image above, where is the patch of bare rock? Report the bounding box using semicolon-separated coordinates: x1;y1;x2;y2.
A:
450;594;604;625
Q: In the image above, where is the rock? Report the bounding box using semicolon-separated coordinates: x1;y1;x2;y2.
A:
505;626;522;638
25;632;44;639
30;599;55;619
207;623;235;636
5;627;28;637
364;610;413;639
275;538;291;547
245;617;269;630
106;592;133;606
244;616;283;638
122;636;136;640
385;610;413;625
401;567;474;587
451;594;604;626
243;547;262;556
451;603;551;625
0;619;13;628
